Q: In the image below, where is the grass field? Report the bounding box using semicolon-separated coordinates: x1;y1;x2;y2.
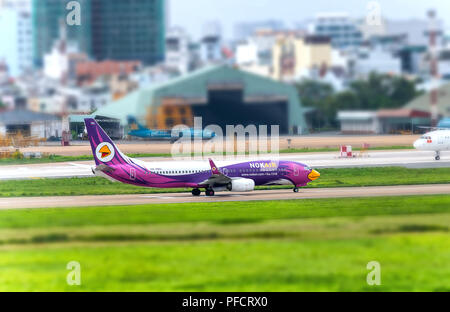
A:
0;145;413;166
1;167;449;197
0;196;449;291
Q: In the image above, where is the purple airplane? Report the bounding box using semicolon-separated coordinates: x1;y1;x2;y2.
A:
85;118;320;196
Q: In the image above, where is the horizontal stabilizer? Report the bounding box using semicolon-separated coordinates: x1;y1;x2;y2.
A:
95;164;116;173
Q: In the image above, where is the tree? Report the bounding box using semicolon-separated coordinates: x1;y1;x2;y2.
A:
296;73;420;129
296;80;334;129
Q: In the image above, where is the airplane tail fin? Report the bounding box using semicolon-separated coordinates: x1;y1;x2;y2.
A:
127;115;146;130
84;118;130;166
209;158;221;175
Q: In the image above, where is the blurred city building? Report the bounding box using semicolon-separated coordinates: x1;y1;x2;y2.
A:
42;21;88;83
0;97;62;138
0;0;31;12
233;20;285;41
199;21;223;65
76;60;141;86
310;12;363;49
165;27;193;75
350;46;402;79
0;8;33;77
272;34;332;82
33;0;166;67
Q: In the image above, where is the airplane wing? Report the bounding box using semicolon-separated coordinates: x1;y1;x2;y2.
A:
198;159;232;187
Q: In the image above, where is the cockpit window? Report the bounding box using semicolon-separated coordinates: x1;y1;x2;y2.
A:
421;136;431;140
304;166;312;171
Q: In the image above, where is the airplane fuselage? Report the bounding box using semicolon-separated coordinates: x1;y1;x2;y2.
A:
86;118;319;196
413;130;450;160
94;158;318;190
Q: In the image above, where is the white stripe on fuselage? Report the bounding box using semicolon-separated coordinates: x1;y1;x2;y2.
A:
129;159;282;176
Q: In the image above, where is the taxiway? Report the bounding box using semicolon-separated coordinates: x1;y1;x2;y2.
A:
1;184;449;210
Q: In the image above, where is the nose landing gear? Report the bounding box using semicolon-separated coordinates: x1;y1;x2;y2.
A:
435;151;441;161
293;187;299;193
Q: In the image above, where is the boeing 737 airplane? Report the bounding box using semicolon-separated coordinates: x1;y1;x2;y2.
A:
85;118;320;196
413;129;450;160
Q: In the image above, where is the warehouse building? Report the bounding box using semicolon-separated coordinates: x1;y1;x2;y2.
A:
337;109;431;134
404;82;450;118
0;107;62;138
90;65;309;137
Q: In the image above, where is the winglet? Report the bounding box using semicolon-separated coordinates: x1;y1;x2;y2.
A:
209;158;221;175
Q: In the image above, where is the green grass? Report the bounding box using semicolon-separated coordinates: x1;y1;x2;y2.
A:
0;153;172;166
0;196;449;291
0;145;413;166
1;167;450;197
0;195;449;229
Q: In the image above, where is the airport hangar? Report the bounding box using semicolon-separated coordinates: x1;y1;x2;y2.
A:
72;65;309;138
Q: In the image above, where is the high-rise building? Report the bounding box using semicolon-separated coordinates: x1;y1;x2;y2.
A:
165;27;192;75
0;8;33;77
311;12;363;49
0;0;31;12
32;0;166;67
32;0;92;67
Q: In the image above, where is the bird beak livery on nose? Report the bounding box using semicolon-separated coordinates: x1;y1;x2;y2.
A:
308;170;320;181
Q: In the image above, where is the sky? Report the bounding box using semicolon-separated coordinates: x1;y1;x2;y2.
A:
169;0;450;40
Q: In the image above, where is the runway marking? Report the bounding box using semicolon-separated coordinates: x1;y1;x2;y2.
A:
141;196;177;199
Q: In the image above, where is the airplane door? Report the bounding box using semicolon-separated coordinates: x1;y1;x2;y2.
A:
293;166;299;177
130;168;136;180
438;136;444;145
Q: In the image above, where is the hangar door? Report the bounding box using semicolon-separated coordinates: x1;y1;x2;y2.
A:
192;86;289;134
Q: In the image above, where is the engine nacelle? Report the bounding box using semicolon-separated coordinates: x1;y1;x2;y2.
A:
226;178;255;192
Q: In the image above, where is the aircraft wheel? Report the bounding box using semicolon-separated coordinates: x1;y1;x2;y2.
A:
192;188;201;196
435;155;441;161
293;188;299;193
205;189;215;196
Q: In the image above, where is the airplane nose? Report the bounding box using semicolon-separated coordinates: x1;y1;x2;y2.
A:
413;140;420;149
308;170;320;181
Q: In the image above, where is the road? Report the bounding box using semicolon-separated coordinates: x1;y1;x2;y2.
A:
0;150;449;180
1;184;449;210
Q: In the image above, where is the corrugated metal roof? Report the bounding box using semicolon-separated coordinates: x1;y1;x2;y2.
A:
69;114;95;123
405;82;450;117
0;109;60;125
337;111;377;120
377;109;430;118
94;64;308;133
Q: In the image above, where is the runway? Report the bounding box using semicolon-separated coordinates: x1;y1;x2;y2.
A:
0;150;449;180
1;184;449;210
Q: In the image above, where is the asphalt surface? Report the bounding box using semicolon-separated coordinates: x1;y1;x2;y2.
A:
1;150;449;180
1;184;449;210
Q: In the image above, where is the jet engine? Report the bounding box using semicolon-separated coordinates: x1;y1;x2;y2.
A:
226;178;255;192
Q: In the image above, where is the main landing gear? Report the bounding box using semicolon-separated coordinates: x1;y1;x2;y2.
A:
192;188;215;196
293;187;299;193
435;151;441;161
